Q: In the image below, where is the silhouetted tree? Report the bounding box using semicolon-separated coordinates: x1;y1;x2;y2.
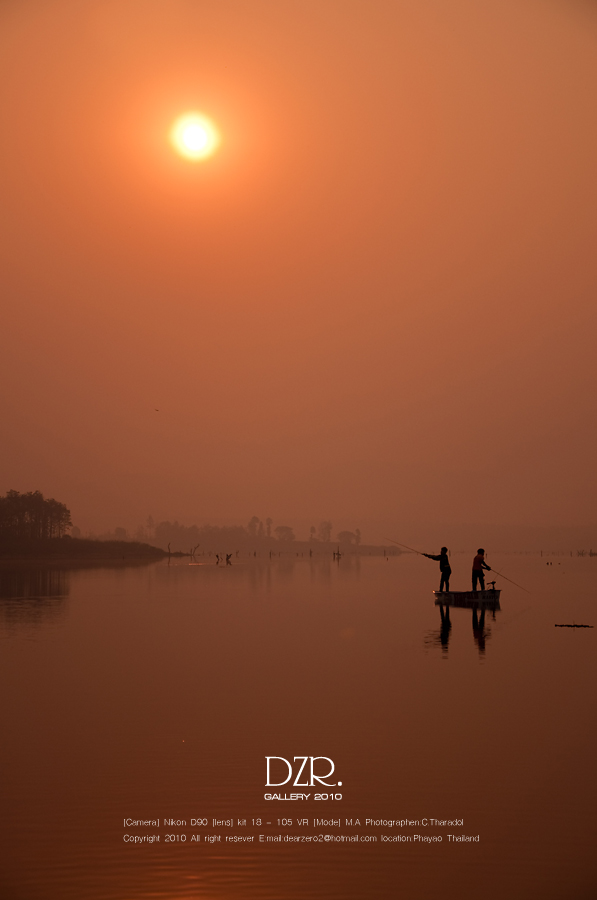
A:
247;516;260;537
274;525;295;542
337;530;357;544
355;528;361;546
0;490;72;539
154;521;247;552
266;517;273;538
318;520;332;542
155;521;201;549
309;525;317;541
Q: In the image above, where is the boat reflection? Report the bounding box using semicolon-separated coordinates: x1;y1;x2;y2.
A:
427;590;501;657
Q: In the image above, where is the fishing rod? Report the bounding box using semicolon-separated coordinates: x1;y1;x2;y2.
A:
385;536;531;594
383;537;427;556
485;566;531;594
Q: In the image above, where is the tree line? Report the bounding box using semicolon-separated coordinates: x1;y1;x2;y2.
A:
0;490;72;540
101;516;363;552
0;492;367;554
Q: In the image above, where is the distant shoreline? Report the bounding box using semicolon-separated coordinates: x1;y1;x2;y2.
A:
0;536;400;565
0;537;173;564
0;557;165;569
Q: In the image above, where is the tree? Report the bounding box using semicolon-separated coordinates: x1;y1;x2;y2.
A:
266;517;273;538
355;528;361;546
247;516;261;537
318;521;332;542
337;531;357;544
0;490;72;539
153;520;244;552
46;498;72;537
309;525;317;541
154;520;201;550
274;525;295;542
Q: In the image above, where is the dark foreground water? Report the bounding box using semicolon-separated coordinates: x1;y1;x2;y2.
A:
1;553;595;900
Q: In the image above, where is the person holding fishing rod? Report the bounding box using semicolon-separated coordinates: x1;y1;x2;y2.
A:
422;547;451;592
383;536;531;595
472;548;491;591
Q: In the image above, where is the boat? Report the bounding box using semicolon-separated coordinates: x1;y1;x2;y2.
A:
433;589;501;610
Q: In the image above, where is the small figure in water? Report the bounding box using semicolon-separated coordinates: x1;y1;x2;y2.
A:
215;554;220;565
226;553;232;566
423;547;451;592
472;548;491;591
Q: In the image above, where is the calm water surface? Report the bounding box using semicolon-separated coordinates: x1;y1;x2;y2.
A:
1;554;595;900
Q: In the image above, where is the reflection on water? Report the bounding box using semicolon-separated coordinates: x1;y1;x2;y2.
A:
0;567;69;627
425;596;500;657
187;552;362;584
0;567;69;599
0;555;595;900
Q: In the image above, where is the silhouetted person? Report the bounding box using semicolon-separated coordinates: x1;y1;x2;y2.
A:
423;547;451;591
472;608;487;655
438;603;452;650
472;548;491;591
226;554;232;566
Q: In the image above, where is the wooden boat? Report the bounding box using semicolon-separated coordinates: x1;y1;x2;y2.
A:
433;589;501;610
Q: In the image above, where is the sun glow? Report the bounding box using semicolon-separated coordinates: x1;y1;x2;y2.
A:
170;113;220;161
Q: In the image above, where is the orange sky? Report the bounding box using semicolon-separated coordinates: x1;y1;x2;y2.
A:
1;0;596;536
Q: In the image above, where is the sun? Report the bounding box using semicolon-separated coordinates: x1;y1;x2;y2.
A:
169;112;220;161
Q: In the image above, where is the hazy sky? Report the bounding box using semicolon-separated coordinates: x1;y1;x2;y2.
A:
1;0;596;535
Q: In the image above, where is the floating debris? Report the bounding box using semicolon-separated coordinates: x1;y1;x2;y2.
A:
554;624;594;629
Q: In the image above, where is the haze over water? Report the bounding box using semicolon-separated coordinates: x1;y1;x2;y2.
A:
2;0;597;538
2;2;597;895
1;554;595;899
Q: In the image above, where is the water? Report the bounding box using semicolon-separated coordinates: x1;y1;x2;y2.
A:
1;553;595;900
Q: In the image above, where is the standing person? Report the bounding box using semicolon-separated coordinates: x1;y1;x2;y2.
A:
472;548;491;591
423;547;451;592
